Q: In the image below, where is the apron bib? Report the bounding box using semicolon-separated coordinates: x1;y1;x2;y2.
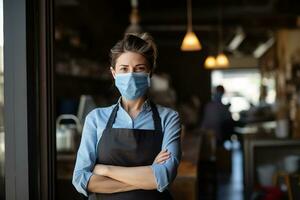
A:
89;101;173;200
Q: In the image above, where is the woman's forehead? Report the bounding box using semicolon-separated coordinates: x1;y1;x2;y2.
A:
116;52;148;65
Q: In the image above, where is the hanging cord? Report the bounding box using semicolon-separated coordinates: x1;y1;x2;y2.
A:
187;0;192;32
218;0;224;54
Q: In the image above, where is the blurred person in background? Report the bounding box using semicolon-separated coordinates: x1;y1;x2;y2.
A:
201;85;235;146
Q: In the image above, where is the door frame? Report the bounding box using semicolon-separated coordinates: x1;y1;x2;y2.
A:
4;0;56;199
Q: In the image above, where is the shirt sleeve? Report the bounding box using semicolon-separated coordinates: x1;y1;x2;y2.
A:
72;110;98;197
151;110;182;192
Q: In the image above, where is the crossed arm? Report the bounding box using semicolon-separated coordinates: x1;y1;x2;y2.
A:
87;150;171;193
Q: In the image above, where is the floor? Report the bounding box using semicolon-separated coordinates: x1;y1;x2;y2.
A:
217;141;244;200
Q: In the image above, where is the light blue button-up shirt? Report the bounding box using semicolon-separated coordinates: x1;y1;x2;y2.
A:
72;99;182;197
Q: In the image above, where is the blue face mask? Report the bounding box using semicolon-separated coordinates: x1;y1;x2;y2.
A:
115;72;151;100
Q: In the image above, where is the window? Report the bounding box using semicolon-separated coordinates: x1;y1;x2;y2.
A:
211;69;262;120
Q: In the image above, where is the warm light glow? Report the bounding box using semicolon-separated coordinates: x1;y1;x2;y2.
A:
204;56;216;68
205;53;229;69
216;53;229;67
181;31;202;51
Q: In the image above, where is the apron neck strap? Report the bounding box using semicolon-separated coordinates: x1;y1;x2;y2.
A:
149;101;162;132
106;103;119;129
106;100;162;132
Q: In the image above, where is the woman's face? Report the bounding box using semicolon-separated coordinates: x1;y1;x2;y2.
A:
111;52;151;78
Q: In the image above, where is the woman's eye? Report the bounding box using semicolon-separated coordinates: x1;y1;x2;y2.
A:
137;67;146;71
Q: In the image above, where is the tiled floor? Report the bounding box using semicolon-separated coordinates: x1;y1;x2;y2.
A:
217;142;244;200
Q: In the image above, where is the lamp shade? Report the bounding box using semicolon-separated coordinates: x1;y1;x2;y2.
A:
216;53;229;67
181;31;202;51
204;56;216;69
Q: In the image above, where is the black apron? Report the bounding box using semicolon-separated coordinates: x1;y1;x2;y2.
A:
90;101;173;200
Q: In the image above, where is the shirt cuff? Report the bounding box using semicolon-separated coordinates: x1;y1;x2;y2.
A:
151;163;169;192
72;171;93;197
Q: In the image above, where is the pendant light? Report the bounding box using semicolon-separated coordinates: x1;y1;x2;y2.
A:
204;56;217;68
216;0;229;67
216;53;229;67
125;0;142;34
205;53;229;69
181;0;201;51
204;0;229;69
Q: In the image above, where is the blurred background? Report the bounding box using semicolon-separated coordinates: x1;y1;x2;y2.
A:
3;0;300;200
53;0;300;200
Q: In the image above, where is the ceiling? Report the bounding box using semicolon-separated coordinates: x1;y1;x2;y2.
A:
55;0;300;59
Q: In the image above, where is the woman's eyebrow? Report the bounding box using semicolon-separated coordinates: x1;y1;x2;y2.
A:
135;64;147;67
119;64;129;67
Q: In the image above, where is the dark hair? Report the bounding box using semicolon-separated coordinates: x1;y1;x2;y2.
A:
215;85;225;94
110;33;158;70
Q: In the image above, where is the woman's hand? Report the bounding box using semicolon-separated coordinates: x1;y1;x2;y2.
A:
153;149;171;164
93;164;109;176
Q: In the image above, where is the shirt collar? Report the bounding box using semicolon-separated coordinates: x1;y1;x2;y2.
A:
117;96;151;112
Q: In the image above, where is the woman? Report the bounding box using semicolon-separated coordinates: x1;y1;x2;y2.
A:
72;33;182;200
